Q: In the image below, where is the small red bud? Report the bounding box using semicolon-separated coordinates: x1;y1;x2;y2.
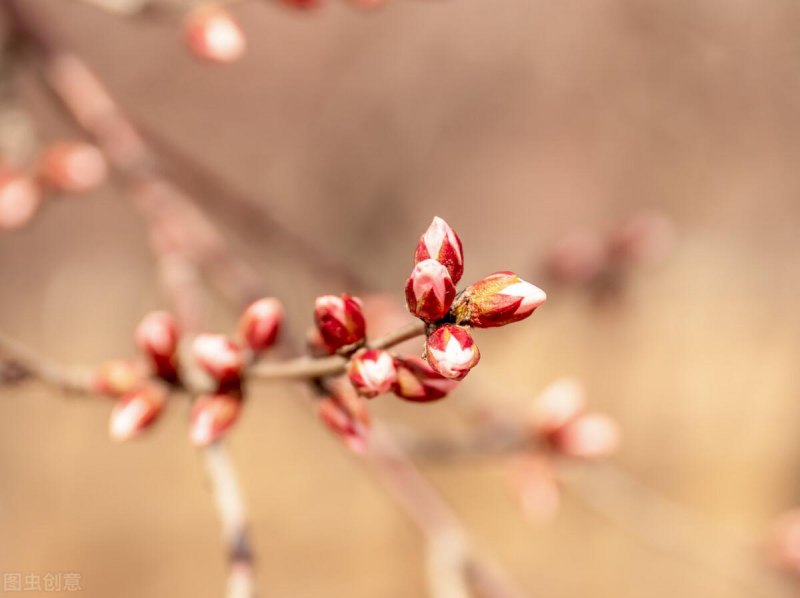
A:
314;294;366;352
38;141;107;194
414;216;464;284
184;6;246;64
347;349;397;398
424;325;480;381
190;392;243;446
553;413;620;459
317;378;371;453
192;334;245;385
109;384;167;441
135;311;180;382
91;359;147;397
457;271;546;328
392;356;459;403
239;297;283;353
0;169;42;230
405;259;456;323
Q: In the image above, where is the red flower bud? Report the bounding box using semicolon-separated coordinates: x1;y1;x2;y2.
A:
553;413;619;459
109;384;167;441
414;216;464;284
527;378;585;436
0;169;42;230
239;297;283;354
184;6;246;64
405;259;456;323
190;392;243;446
347;349;397;398
38;141;107;194
314;294;366;352
317;378;371;453
456;271;546;328
135;311;180;382
392;356;459;403
192;334;245;385
424;325;480;381
91;359;147;397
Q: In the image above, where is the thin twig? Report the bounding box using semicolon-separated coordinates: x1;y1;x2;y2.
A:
0;329;92;392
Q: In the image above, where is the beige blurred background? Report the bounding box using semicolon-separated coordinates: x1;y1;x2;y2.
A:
1;0;800;596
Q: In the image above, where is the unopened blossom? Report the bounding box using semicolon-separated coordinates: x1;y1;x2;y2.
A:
184;6;246;64
190;392;243;446
553;413;620;459
135;311;180;382
347;349;397;398
314;294;366;352
0;170;41;230
527;378;586;435
405;259;456;323
317;378;371;453
414;216;464;284
392;356;459;403
38;141;107;194
109;384;167;441
424;324;480;381
91;359;147;397
192;334;245;385
455;271;546;328
239;297;283;353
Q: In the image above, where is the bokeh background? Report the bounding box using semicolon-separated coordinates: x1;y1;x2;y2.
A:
1;0;800;596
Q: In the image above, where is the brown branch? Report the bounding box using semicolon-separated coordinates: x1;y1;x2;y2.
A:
0;329;92;393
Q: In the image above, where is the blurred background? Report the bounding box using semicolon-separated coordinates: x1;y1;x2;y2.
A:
1;0;800;596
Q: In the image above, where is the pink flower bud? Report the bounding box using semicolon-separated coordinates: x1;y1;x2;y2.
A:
554;413;620;459
109;385;167;441
405;259;456;323
314;294;366;352
192;334;245;385
457;271;546;328
392;356;459;403
424;325;480;381
317;378;371;453
347;349;397;398
91;359;147;397
184;6;246;64
239;297;283;353
0;170;42;230
527;378;586;435
414;216;464;284
190;392;243;446
135;311;180;382
38;141;107;194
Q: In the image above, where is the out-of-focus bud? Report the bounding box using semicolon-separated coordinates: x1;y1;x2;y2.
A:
347;0;388;9
280;0;323;9
109;384;167;441
314;294;366;353
414;216;464;284
91;359;147;397
554;413;620;459
405;259;456;323
609;210;676;266
392;356;459;403
347;349;397;398
545;230;607;285
38;142;107;194
508;454;561;523
455;271;546;328
192;334;245;385
135;311;180;382
184;6;246;64
238;297;283;354
317;378;371;453
0;169;42;230
424;324;480;381
527;378;586;436
190;392;243;446
770;510;800;576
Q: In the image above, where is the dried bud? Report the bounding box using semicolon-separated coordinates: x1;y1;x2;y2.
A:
317;378;371;453
0;170;42;230
393;356;459;403
414;216;464;284
190;392;243;446
554;413;620;459
109;385;167;441
192;334;245;385
135;311;180;382
239;297;283;353
424;325;480;381
347;349;397;398
38;142;107;194
91;359;147;397
184;6;246;64
314;294;366;352
405;259;456;323
456;271;546;328
527;378;586;435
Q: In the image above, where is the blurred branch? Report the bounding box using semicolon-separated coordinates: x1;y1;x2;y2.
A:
0;330;92;393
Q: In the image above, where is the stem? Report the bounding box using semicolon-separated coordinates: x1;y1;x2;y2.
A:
0;329;92;393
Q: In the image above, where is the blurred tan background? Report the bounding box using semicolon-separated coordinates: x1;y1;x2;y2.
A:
2;0;800;596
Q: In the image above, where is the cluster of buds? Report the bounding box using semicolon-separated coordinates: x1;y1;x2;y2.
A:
0;141;108;230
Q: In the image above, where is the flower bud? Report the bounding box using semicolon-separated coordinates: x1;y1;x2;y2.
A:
190;392;243;446
414;216;464;284
317;378;371;453
38;141;107;194
347;349;397;398
135;311;180;382
91;359;147;397
314;294;366;352
553;413;619;459
456;271;546;328
405;259;456;323
527;378;585;435
184;6;246;64
192;334;245;385
0;169;41;230
424;325;480;381
109;384;167;441
239;297;283;354
392;356;459;403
